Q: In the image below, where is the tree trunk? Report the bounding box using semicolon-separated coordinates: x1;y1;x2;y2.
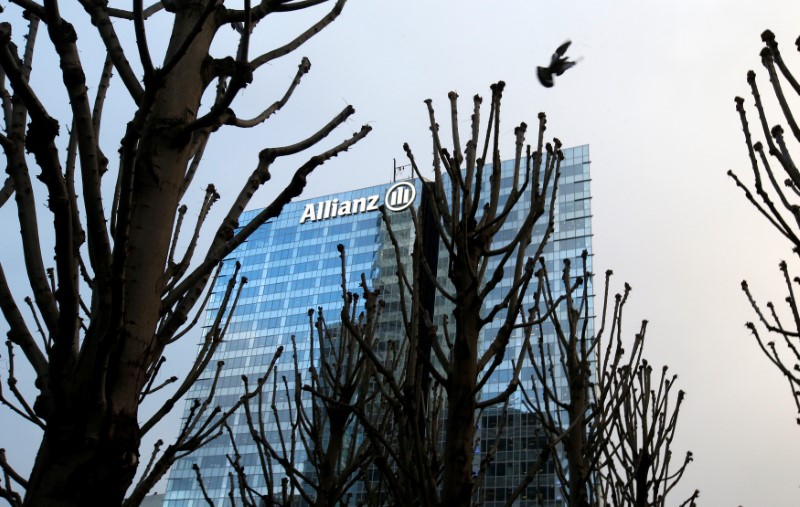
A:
23;6;218;506
441;250;481;507
566;337;590;507
316;412;346;507
634;451;652;507
24;411;140;507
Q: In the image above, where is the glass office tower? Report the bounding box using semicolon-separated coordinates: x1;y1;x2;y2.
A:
164;145;592;506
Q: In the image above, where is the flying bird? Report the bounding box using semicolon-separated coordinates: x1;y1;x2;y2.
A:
537;40;577;88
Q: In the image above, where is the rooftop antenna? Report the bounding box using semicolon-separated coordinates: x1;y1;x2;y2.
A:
393;158;410;182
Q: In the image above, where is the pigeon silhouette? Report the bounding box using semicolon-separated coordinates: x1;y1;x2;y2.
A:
537;40;577;88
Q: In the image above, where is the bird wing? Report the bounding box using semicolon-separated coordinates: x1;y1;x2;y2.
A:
554;40;572;58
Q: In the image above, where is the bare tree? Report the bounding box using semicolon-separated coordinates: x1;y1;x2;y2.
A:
576;271;698;507
375;82;563;506
0;1;370;505
729;30;800;424
391;83;695;507
524;258;642;507
597;358;697;507
358;84;693;506
518;253;697;507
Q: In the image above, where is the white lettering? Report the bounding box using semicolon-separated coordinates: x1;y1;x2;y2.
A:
300;204;316;224
367;195;380;211
299;192;384;224
352;197;367;214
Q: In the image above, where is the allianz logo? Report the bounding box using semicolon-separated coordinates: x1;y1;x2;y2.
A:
299;181;416;224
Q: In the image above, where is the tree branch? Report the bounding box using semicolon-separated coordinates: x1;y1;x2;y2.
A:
249;0;346;70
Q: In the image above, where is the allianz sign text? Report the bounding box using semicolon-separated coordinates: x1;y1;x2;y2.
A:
299;195;380;224
299;182;416;225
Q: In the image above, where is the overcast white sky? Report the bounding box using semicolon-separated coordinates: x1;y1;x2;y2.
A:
3;1;800;505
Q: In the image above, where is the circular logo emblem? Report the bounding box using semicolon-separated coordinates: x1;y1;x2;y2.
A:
385;182;416;212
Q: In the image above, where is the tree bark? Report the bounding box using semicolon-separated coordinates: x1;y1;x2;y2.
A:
441;246;481;506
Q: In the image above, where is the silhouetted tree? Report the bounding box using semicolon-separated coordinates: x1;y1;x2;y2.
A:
730;30;800;425
0;1;369;505
390;83;695;507
597;359;698;507
520;254;697;507
381;83;566;506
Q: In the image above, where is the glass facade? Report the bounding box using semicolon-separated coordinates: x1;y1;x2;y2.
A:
473;147;593;507
164;145;592;506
